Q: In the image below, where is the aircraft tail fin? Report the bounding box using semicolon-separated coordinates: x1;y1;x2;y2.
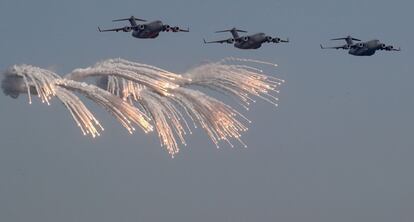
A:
331;36;361;45
331;37;361;41
112;16;146;26
112;16;147;22
215;28;247;33
215;28;247;39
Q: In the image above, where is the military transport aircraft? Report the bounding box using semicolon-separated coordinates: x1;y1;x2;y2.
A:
320;35;401;56
98;16;189;39
203;27;289;49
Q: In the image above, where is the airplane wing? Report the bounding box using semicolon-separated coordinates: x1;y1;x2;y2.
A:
280;38;289;43
177;27;189;32
164;25;189;32
378;44;401;51
385;46;401;51
203;38;233;44
320;44;348;49
98;26;126;32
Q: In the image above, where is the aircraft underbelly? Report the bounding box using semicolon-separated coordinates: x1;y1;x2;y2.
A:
133;30;160;39
349;48;375;56
236;41;262;49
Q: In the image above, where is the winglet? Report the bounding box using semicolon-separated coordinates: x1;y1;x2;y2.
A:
320;44;325;49
203;38;207;44
98;27;102;32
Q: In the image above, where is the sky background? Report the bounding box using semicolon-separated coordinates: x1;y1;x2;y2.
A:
0;0;413;221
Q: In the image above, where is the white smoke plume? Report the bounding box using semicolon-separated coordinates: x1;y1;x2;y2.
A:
1;58;283;156
1;65;152;138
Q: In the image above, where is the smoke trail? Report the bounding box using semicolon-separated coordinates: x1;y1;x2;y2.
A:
1;65;153;137
98;76;253;155
93;58;284;108
65;58;188;96
88;58;283;154
170;88;249;148
137;89;190;156
2;58;284;156
58;79;153;134
181;58;284;109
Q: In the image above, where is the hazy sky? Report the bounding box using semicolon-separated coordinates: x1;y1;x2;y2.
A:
0;0;413;221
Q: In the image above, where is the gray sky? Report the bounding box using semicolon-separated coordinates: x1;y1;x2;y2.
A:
0;0;413;221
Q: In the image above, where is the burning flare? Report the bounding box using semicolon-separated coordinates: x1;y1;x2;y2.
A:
2;58;283;156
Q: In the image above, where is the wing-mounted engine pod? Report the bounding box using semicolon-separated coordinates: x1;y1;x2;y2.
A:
172;26;180;32
265;36;273;42
123;26;132;32
385;45;394;50
162;25;170;31
138;24;145;30
356;42;365;48
272;37;281;43
227;38;235;43
242;36;249;42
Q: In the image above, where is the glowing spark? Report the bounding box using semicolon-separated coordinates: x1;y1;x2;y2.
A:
2;58;284;156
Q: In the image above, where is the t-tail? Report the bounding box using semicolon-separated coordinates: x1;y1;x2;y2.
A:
331;35;361;46
215;27;247;39
112;16;147;27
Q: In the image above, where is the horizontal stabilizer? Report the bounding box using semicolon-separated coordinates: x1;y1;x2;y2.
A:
331;36;361;41
112;16;147;22
215;28;247;33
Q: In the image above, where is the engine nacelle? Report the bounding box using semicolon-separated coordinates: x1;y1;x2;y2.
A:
138;24;145;30
172;26;180;32
380;43;386;49
227;38;235;44
385;45;394;50
242;36;249;42
122;26;132;32
162;25;170;31
356;43;365;48
265;36;273;42
272;37;281;43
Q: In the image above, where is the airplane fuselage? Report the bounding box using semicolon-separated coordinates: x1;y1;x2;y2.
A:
234;33;267;49
348;39;383;56
132;20;164;39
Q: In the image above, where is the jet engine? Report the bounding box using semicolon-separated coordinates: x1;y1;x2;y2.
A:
227;38;235;43
272;37;281;43
242;36;249;42
122;26;132;32
385;45;394;50
265;36;273;42
138;24;145;30
162;25;170;31
380;43;386;49
356;43;365;48
172;26;180;32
